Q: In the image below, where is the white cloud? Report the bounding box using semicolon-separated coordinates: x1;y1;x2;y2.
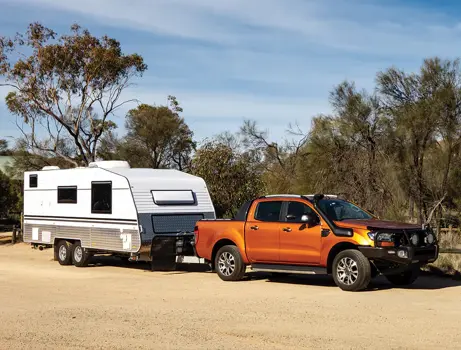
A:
9;0;461;57
2;0;461;143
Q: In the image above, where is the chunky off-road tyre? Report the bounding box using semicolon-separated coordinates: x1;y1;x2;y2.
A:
71;242;91;267
56;240;73;266
332;249;371;291
385;265;420;286
215;245;246;281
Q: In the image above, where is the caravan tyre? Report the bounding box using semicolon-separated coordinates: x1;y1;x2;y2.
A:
56;240;73;266
72;242;91;267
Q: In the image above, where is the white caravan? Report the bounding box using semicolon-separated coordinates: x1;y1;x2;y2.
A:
23;160;215;268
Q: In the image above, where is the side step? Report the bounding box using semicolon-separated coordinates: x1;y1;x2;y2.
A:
251;264;327;275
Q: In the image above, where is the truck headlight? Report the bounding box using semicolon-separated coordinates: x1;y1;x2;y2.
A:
368;232;394;243
377;233;394;242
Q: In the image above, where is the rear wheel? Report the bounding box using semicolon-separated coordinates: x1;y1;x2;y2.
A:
332;249;371;291
385;265;420;286
72;242;91;267
215;245;246;281
56;240;73;266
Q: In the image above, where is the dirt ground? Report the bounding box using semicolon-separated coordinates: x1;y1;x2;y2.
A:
1;242;461;350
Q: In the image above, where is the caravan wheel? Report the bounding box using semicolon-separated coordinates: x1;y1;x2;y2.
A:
72;242;91;267
56;240;73;266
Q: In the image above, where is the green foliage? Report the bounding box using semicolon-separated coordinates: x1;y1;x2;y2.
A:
0;139;11;155
0;22;146;166
0;170;20;218
192;140;265;218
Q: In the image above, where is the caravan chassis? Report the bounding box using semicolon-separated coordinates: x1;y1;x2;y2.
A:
47;231;198;270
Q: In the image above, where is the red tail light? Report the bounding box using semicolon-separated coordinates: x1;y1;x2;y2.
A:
194;225;199;245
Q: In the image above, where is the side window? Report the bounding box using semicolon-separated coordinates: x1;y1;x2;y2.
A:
255;201;283;222
29;174;38;188
57;186;77;204
286;201;317;222
91;182;112;214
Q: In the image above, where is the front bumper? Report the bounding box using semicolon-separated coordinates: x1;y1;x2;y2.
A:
358;245;438;264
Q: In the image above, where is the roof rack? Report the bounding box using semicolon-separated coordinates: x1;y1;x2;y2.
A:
260;194;302;198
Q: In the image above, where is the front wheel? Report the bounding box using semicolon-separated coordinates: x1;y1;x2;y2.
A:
385;265;420;286
215;245;246;281
332;249;371;291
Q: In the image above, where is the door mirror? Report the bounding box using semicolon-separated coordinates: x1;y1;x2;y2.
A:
301;213;319;227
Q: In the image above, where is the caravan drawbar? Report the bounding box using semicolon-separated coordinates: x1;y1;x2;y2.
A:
22;161;216;268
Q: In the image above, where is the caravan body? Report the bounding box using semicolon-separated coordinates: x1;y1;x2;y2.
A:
23;161;215;262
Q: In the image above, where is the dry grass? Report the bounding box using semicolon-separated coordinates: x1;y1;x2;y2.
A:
429;228;461;277
438;228;461;250
426;254;461;278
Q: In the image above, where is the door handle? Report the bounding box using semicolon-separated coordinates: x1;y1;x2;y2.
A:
282;227;292;232
250;225;259;230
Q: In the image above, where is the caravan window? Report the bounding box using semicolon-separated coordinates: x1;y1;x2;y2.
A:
29;175;37;188
91;182;112;214
57;186;77;204
151;190;195;205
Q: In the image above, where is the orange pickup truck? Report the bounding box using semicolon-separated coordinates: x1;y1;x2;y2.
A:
194;194;439;291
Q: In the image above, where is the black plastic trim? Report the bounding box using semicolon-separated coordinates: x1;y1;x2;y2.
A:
302;194;353;238
358;245;438;264
251;263;327;275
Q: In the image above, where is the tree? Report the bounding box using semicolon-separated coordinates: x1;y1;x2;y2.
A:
0;23;147;167
302;82;392;216
121;96;195;170
192;140;265;217
0;139;11;155
0;170;19;218
377;58;461;223
241;120;309;193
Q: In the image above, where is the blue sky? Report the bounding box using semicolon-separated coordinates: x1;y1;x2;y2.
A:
1;0;461;145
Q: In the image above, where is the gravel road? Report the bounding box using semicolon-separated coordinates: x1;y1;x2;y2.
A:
1;243;460;350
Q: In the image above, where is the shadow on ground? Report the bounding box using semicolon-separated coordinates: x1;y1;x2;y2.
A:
5;243;460;291
86;255;211;274
245;271;461;292
88;255;461;291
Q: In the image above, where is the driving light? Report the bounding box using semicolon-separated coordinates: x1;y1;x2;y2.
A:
425;233;435;245
410;233;420;246
367;232;376;240
397;250;408;258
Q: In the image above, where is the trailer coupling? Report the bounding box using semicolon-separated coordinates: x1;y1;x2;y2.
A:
32;243;52;251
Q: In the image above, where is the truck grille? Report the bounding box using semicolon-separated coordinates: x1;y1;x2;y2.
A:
375;229;433;248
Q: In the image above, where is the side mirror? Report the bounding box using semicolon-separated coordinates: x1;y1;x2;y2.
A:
301;213;319;227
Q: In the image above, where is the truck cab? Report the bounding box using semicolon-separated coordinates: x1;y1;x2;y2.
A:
194;194;439;291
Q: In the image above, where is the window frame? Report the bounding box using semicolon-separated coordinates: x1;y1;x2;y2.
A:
91;181;112;214
57;186;78;204
254;200;284;222
29;174;38;188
